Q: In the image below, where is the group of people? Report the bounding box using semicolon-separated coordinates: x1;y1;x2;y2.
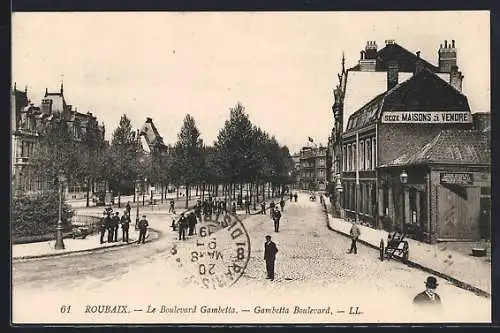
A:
171;211;198;240
99;203;149;244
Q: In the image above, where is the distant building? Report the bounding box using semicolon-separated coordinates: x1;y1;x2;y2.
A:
291;153;301;189
330;39;490;243
299;143;328;191
11;83;105;199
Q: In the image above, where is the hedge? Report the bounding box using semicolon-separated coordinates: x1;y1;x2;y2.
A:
11;191;74;238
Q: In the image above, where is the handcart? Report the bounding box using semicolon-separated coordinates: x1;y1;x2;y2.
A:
379;231;409;262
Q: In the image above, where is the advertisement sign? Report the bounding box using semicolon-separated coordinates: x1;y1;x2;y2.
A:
440;172;473;185
381;111;472;124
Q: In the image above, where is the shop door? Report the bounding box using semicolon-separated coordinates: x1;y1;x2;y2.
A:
437;184;470;240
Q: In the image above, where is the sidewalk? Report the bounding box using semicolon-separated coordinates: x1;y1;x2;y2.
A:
12;228;160;260
322;199;491;297
12;194;288;260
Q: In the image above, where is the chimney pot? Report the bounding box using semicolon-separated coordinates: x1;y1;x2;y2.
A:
452;39;455;48
416;51;421;58
444;40;448;48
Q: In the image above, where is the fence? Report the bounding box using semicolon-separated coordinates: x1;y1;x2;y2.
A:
70;214;102;235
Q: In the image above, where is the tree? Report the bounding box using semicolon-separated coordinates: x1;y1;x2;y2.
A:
32;114;85;191
109;115;139;208
172;114;204;208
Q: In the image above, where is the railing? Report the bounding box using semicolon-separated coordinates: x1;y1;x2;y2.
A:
70;214;102;235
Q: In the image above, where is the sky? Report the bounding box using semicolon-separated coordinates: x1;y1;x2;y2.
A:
12;11;490;153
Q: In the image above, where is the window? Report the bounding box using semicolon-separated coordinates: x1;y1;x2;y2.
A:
366;139;372;170
352;143;356;171
372;138;377;168
360;184;364;213
343;145;347;172
360;141;365;170
347;144;351;171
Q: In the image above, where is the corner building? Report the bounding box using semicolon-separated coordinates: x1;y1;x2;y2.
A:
331;40;490;243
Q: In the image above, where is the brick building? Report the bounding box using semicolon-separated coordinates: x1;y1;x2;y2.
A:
11;83;105;199
330;40;490;243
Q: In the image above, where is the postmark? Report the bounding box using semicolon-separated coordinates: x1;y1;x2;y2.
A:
171;211;251;289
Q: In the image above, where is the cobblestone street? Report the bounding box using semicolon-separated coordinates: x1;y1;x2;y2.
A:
13;194;490;323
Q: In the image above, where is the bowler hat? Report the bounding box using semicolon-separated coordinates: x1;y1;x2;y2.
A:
265;235;271;240
425;276;438;288
142;214;146;217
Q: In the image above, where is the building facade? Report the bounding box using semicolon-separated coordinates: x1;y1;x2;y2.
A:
330;40;490;243
299;144;328;191
11;83;105;199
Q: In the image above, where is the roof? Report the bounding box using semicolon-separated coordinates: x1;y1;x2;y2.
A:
140;118;166;150
344;68;465;132
13;90;29;111
43;92;67;113
380;130;490;167
348;42;440;72
342;71;450;132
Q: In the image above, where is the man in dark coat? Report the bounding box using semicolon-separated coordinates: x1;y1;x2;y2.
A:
261;201;266;215
279;198;285;212
106;213;114;243
195;204;202;222
137;214;149;244
413;276;442;305
269;201;275;217
99;212;108;244
178;213;187;240
264;235;278;281
120;211;130;243
294;193;298;202
112;212;120;242
272;207;281;232
245;199;251;214
125;202;131;216
188;212;197;236
169;199;175;214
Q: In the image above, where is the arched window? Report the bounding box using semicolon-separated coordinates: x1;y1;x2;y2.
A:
360;141;365;170
366;139;372;170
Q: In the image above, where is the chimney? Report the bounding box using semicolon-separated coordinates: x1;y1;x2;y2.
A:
438;39;457;73
450;65;464;92
387;61;399;90
365;40;378;59
414;51;425;74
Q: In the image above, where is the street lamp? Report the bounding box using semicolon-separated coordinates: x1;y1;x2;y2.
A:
54;169;66;250
150;186;155;210
142;177;147;206
400;170;408;230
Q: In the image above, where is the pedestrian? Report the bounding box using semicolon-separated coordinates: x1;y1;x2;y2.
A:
261;201;266;215
137;214;149;244
112;212;120;242
348;221;361;254
171;216;177;231
245;199;251;214
126;201;131;216
195;204;202;222
188;212;196;236
121;211;130;243
279;198;285;212
105;204;113;216
264;235;278;281
231;202;237;214
169;199;175;214
269;201;276;218
272;207;281;232
178;213;187;240
413;276;442;305
294;193;298;202
106;213;114;243
99;212;107;244
289;193;293;201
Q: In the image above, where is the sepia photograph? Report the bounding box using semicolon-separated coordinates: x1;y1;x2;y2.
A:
11;10;491;324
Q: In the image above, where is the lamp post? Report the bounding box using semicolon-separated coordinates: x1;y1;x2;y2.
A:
335;175;343;217
54;169;66;250
142;177;147;206
400;170;408;231
150;186;155;210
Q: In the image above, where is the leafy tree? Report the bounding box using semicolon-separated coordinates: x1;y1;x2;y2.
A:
109;115;139;207
172;114;204;208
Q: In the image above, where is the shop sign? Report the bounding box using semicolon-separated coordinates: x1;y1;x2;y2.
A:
440;172;473;185
381;111;472;124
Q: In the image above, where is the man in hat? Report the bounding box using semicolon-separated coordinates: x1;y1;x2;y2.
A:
99;212;108;244
264;235;278;281
347;220;361;254
137;214;149;244
120;210;131;243
272;206;281;232
178;212;187;240
112;212;120;242
413;276;442;305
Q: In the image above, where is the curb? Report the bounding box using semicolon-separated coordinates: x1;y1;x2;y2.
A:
12;228;163;261
320;202;491;299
